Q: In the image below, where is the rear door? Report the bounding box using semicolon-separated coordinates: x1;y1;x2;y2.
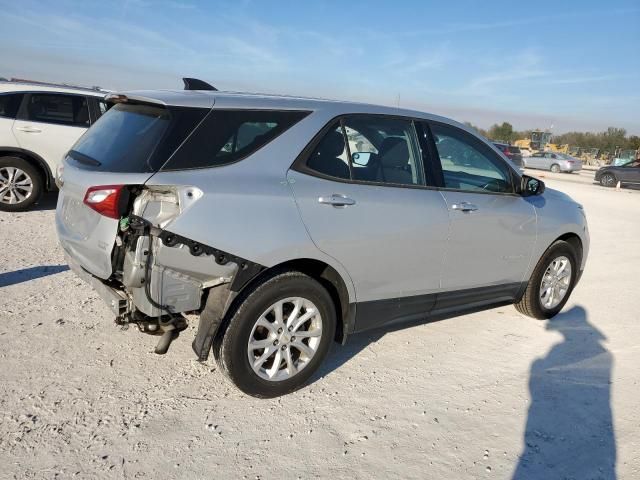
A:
0;93;23;148
426;121;536;304
13;93;91;173
289;115;450;331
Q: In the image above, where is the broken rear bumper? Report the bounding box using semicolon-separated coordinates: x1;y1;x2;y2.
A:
65;251;128;317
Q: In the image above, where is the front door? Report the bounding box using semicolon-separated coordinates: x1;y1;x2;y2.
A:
289;115;450;331
427;121;536;306
616;160;640;183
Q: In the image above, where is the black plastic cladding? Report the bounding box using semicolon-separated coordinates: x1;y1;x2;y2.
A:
129;215;265;291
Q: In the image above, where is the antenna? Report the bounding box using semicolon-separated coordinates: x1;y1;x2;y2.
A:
183;77;217;91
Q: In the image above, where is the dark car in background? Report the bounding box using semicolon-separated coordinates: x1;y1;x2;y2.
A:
493;142;523;168
595;159;640;187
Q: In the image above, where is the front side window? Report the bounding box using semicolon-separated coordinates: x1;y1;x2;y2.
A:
24;93;90;127
162;109;309;170
0;93;24;118
304;115;425;186
430;123;513;193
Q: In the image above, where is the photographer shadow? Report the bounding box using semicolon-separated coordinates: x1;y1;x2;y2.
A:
513;306;616;479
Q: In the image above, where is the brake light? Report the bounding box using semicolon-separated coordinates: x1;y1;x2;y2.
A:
84;185;125;219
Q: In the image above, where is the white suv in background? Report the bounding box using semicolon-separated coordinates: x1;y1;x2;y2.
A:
0;81;109;211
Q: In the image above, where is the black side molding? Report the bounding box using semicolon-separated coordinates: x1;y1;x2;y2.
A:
183;77;218;91
192;283;231;361
353;282;524;333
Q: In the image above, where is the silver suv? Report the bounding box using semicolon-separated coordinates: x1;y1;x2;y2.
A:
56;87;589;397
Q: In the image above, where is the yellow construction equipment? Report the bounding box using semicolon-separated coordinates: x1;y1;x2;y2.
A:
515;130;553;154
547;143;569;154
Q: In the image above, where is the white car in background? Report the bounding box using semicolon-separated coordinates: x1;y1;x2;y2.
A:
0;81;109;210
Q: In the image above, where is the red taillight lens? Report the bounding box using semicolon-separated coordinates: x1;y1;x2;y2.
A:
83;185;125;219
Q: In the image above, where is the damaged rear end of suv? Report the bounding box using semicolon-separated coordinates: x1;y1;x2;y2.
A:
56;89;337;397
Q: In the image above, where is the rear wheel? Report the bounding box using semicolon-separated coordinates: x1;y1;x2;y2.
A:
515;240;578;320
600;173;617;187
0;156;43;211
214;270;336;398
550;163;561;173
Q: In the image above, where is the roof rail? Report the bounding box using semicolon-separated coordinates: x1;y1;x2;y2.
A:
2;78;106;92
183;77;217;91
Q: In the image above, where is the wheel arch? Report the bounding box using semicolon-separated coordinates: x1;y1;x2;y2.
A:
246;258;353;344
0;147;55;190
554;232;583;268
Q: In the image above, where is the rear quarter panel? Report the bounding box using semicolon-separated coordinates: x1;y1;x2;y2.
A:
144;109;358;302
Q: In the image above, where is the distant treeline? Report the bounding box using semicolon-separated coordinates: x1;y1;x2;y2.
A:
464;121;640;153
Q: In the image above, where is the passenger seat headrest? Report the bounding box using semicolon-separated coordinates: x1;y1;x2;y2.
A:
319;130;345;158
379;137;410;169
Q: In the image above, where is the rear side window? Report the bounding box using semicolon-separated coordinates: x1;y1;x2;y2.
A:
508;146;520;154
68;103;208;173
24;93;90;127
307;122;351;179
303;115;426;187
162;110;309;170
0;93;24;118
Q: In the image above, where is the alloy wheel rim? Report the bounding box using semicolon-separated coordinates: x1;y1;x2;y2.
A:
247;297;323;381
603;174;615;186
539;255;572;310
0;167;33;205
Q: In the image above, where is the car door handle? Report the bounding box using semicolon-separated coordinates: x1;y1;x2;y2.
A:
16;126;42;133
451;202;478;212
318;194;356;207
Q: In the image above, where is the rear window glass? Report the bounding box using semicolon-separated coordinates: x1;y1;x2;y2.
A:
68;103;208;172
507;146;521;154
0;93;24;118
161;110;309;170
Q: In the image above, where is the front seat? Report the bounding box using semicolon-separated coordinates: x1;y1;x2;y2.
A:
308;130;350;179
377;137;413;185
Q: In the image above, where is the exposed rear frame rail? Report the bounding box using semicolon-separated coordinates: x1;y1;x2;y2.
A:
128;215;265;292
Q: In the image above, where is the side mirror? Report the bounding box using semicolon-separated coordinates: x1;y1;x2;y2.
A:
519;175;545;196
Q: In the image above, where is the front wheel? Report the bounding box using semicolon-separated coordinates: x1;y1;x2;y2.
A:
515;240;578;320
600;173;617;187
0;156;43;211
214;270;336;398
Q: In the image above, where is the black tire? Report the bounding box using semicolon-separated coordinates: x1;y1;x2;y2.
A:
515;240;578;320
600;173;617;188
214;270;337;398
550;164;561;173
0;156;43;211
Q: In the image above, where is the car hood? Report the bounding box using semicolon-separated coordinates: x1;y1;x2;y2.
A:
543;187;580;207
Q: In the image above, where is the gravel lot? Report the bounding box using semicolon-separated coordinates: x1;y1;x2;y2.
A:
1;172;638;479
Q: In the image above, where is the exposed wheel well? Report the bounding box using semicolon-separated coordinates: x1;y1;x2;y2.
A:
243;258;352;344
0;149;53;190
555;233;583;267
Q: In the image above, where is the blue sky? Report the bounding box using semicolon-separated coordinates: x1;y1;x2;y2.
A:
1;0;639;133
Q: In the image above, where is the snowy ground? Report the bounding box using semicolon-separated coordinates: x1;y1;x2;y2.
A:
0;171;638;479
